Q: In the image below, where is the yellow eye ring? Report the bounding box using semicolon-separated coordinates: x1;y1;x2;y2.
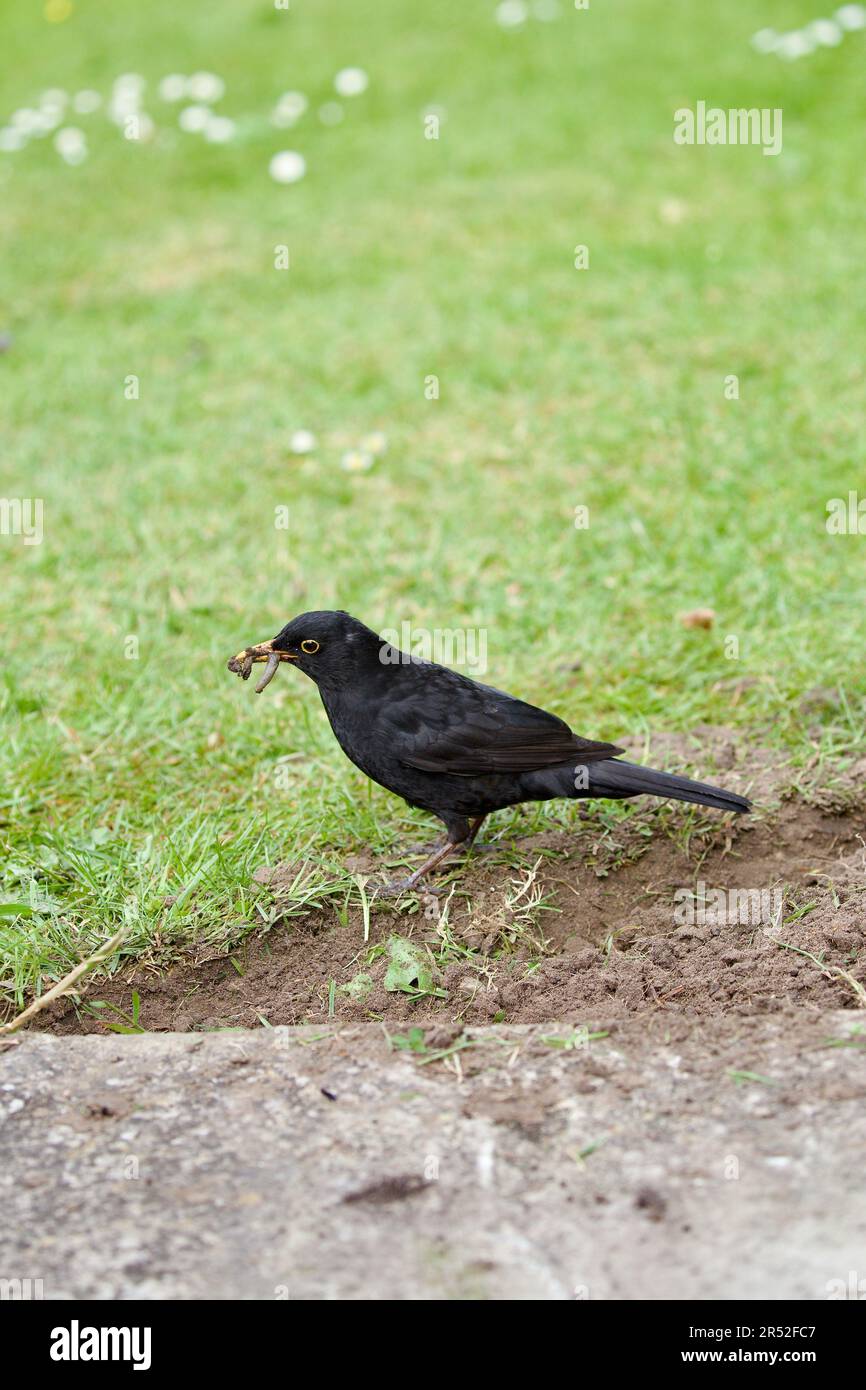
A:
301;639;319;654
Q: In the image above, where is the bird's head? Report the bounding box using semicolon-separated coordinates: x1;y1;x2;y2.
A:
227;610;385;693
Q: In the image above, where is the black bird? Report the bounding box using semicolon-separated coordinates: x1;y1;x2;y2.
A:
228;610;751;892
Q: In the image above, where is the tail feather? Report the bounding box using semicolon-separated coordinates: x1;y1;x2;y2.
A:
588;758;751;814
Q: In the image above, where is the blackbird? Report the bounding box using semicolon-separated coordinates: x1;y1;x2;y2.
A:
228;610;750;892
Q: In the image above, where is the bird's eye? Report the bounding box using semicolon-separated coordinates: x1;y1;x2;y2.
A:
301;639;319;654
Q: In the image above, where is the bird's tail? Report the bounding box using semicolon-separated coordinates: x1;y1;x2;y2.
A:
583;758;751;814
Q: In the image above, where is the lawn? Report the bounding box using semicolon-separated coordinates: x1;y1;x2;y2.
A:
1;0;864;1012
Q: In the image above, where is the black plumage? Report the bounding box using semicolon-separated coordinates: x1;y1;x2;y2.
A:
228;610;751;891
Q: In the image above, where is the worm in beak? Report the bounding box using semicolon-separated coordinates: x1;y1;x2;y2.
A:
227;640;294;694
254;651;281;693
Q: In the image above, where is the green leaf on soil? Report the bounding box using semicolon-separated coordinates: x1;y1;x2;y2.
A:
384;936;443;996
340;970;375;1002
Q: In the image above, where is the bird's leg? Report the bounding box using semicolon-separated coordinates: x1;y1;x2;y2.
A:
375;835;468;897
405;818;484;857
403;837;465;888
456;816;500;858
376;817;490;896
465;816;486;849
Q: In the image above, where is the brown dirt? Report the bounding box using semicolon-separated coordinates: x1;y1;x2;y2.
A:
43;730;866;1036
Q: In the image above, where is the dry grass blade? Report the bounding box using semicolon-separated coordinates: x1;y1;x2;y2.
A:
0;925;130;1036
763;931;866;1009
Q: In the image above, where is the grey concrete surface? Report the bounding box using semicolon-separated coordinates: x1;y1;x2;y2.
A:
1;1015;865;1299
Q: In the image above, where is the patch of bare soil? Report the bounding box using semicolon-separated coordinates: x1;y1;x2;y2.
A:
44;732;866;1036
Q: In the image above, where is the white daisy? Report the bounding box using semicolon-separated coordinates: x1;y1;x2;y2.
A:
114;73;146;98
359;432;388;456
341;450;374;473
334;67;368;97
54;126;87;164
269;149;306;183
495;1;528;28
204;114;236;143
0;128;26;152
807;18;843;45
158;75;187;102
272;91;308;128
836;5;866;29
11;109;42;133
179;104;211;133
188;72;225;103
31;109;62;135
750;29;780;53
776;31;815;59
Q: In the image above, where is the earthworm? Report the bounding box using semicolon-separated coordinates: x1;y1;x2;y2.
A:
255;651;280;693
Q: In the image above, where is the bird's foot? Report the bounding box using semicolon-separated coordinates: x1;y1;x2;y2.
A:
372;875;438;899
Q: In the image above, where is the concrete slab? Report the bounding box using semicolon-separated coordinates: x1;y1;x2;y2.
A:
1;1015;864;1299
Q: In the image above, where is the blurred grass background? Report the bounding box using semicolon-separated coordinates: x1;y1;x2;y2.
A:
1;0;863;1002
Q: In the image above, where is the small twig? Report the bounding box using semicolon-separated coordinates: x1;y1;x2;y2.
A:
0;925;130;1036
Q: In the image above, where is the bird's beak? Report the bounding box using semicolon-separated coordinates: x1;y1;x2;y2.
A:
226;638;297;694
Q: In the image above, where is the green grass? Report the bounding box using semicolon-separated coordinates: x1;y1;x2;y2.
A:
1;0;864;1012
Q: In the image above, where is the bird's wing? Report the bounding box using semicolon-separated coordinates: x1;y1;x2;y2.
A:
397;676;623;776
